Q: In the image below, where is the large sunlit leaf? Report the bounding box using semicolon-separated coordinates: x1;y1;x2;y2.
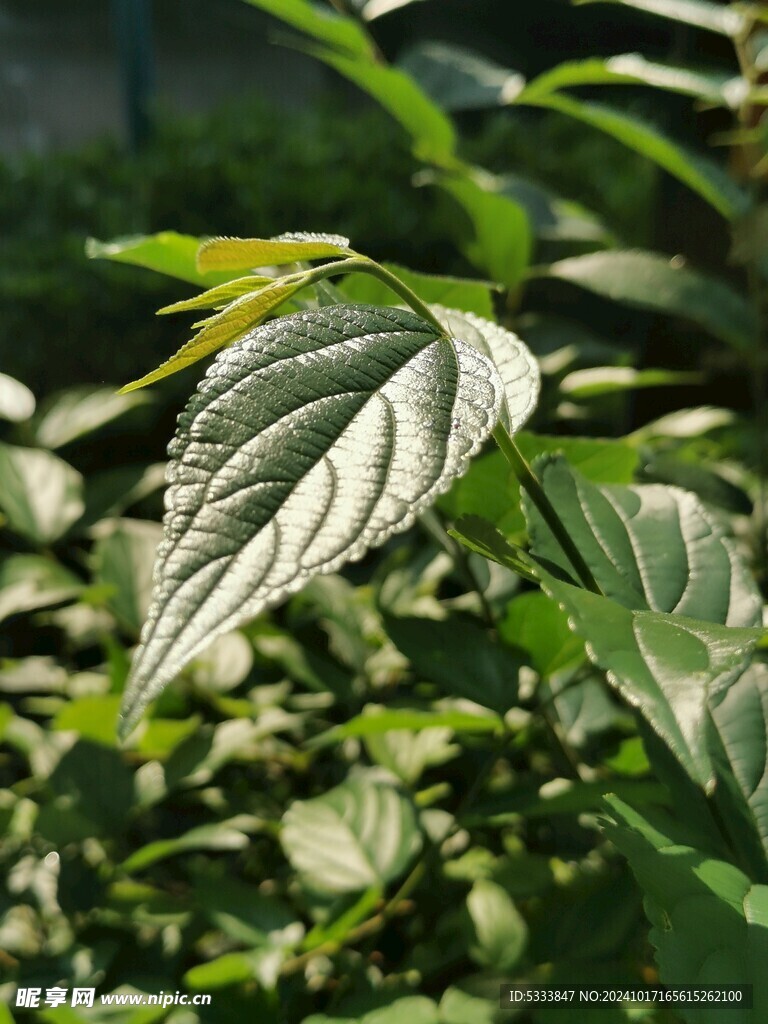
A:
604;796;768;1021
524;455;762;626
573;0;748;37
281;777;421;894
543;250;756;352
516;93;747;220
196;232;352;273
0;443;84;544
86;232;236;286
119;305;508;736
430;305;540;432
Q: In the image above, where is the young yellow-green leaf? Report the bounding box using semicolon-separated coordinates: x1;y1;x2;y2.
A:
86;232;236;286
119;305;506;736
196;232;351;273
281;778;421;894
543;250;756;352
517;93;747;220
119;279;306;392
573;0;748;37
157;275;275;315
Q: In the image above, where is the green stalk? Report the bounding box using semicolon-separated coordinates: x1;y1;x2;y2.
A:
491;423;602;595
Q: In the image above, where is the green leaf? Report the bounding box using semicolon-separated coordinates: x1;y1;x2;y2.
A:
302;44;457;164
708;663;768;863
242;0;375;58
517;94;746;220
119;278;309;392
534;566;763;788
119;305;506;737
86;232;236;286
305;997;440;1024
520;54;737;106
121;816;256;873
364;720;458;784
430;306;540;433
398;41;524;111
311;706;503;748
500;591;584;677
53;694;122;747
604;796;768;1021
385;614;521;714
524;455;762;626
0;372;35;423
435;173;532;289
573;0;748;37
337;262;496;319
467;879;528;972
544;250;756;351
0;554;82;623
93;519;163;636
281;778;421;894
560;365;700;398
156;275;276;314
33;386;151;449
0;442;84;544
439;434;639;539
466;777;669;823
196;232;352;272
191;865;300;948
448;515;537;582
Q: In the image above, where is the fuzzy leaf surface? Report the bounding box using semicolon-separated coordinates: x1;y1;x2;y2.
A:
119;305;506;735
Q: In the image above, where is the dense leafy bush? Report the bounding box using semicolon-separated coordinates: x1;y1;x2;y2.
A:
2;1;768;1022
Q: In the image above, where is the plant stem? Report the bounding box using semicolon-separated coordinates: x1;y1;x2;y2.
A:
491;422;602;595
